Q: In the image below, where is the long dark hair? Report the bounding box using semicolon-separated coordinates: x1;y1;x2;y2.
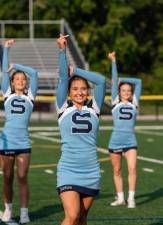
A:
118;82;134;102
10;70;28;93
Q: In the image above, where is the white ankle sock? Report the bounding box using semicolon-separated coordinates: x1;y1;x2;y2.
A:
117;192;124;201
5;203;12;210
20;208;28;215
128;191;135;200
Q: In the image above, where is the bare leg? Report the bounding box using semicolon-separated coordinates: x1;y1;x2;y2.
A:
110;153;123;193
124;149;137;192
16;153;31;208
1;155;15;203
60;191;80;225
78;194;94;225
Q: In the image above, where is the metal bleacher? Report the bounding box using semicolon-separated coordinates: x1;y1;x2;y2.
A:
1;38;78;95
0;19;110;98
0;19;90;96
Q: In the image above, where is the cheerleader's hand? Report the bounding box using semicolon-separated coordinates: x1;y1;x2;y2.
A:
57;34;69;49
7;63;14;73
108;52;116;62
68;64;74;78
4;39;15;48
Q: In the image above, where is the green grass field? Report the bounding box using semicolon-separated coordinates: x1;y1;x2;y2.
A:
0;120;163;225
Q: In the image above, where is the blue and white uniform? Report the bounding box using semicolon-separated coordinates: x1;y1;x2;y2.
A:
56;49;106;196
0;43;3;70
108;60;142;152
0;47;38;155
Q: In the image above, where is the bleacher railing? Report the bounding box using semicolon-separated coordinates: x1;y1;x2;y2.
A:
61;19;89;69
0;19;88;69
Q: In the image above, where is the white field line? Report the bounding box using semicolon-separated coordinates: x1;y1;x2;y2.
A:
30;133;60;143
135;125;163;130
29;127;163;166
138;156;163;165
97;147;163;165
27;125;163;131
0;127;59;131
31;133;163;165
143;168;154;173
136;130;163;136
97;147;108;154
146;138;154;142
99;125;163;131
44;169;54;174
29;127;59;131
1;125;163;132
33;131;60;136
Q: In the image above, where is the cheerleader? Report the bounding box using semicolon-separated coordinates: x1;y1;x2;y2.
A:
56;35;106;225
108;52;142;208
0;39;38;223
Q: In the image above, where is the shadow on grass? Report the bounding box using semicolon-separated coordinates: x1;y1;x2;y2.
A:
150;222;163;225
136;188;163;205
7;203;63;224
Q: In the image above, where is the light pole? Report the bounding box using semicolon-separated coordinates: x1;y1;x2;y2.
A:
29;0;34;40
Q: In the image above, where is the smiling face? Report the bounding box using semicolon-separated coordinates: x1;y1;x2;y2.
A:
119;83;133;102
69;78;89;108
11;72;27;94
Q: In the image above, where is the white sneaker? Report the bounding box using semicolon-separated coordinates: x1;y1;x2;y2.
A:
127;199;136;208
1;208;12;222
110;199;126;206
20;212;30;224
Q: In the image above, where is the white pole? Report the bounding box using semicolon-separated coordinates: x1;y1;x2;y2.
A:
29;0;34;40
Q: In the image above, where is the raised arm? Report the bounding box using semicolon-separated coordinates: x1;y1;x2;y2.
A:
119;77;142;105
108;52;119;105
56;35;69;109
73;68;106;109
12;64;38;98
1;39;15;95
0;44;3;71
